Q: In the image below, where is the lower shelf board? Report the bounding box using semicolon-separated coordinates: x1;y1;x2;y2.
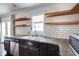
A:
45;21;79;25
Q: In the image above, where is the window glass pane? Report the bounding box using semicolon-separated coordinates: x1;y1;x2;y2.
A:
32;24;35;31
37;23;44;31
32;23;44;32
32;15;44;22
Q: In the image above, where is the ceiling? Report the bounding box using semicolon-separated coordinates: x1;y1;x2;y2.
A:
0;3;77;16
0;3;39;15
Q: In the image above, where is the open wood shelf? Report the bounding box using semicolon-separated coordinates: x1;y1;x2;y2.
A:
45;10;79;17
14;24;31;27
45;4;79;17
14;17;31;21
45;20;79;25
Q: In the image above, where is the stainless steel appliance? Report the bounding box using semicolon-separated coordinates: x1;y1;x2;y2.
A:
10;39;19;56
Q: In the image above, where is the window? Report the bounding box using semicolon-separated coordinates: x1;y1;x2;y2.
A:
32;15;44;32
32;15;44;23
32;23;44;32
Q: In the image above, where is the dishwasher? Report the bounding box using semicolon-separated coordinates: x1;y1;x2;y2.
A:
10;39;19;56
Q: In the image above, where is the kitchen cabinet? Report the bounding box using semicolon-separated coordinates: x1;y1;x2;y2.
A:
39;42;59;56
4;40;10;53
19;39;59;56
19;40;40;56
46;43;59;56
19;44;31;56
4;37;59;56
39;43;47;56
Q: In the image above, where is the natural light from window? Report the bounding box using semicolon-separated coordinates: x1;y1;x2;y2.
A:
32;15;44;32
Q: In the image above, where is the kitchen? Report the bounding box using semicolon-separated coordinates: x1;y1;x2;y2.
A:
0;3;79;56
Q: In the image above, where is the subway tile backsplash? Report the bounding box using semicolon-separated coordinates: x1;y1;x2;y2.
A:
45;25;79;39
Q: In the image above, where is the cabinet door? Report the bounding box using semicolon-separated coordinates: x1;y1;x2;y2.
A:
19;40;40;56
39;43;59;56
46;44;59;56
39;43;47;56
19;44;31;56
27;41;40;56
4;40;10;53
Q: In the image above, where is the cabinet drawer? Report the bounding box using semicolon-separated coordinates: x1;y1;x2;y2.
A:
19;44;39;56
11;39;19;43
46;44;59;56
27;41;40;48
4;40;10;53
19;40;40;48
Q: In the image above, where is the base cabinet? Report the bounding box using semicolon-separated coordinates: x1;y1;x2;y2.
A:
19;40;59;56
39;43;47;56
19;40;40;56
30;47;39;56
46;44;59;56
4;39;59;56
4;40;10;53
19;46;39;56
19;44;31;56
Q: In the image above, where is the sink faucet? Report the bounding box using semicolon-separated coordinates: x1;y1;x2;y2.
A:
34;31;38;37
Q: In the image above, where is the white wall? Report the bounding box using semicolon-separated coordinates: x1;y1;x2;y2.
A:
0;19;1;41
1;3;79;39
1;16;11;41
1;18;6;41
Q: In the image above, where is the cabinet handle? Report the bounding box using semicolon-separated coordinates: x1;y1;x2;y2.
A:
21;45;28;48
27;42;32;45
29;47;39;51
16;40;19;42
4;41;9;43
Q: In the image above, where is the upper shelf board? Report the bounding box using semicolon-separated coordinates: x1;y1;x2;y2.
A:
14;17;31;21
45;4;79;17
45;10;79;17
